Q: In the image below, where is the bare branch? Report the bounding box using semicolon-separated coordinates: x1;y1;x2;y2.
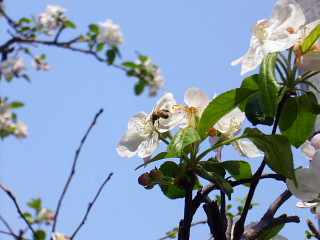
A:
307;219;320;239
52;108;104;232
0;185;38;239
0;229;30;240
0;214;15;237
70;172;113;239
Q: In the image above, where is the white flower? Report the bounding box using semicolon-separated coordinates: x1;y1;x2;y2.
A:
13;122;28;138
232;0;305;75
301;133;320;159
295;19;320;71
209;108;263;158
51;232;68;240
149;75;165;97
39;5;67;31
117;93;183;159
0;102;12;123
287;151;320;217
96;20;124;47
32;56;50;71
0;57;26;80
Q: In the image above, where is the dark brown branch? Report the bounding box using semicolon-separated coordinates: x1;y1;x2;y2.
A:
52;108;104;232
0;230;30;240
0;185;38;239
0;214;15;238
307;219;320;239
203;201;227;240
241;190;294;240
70;172;113;239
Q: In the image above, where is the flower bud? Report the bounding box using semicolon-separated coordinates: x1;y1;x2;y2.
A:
138;173;152;187
150;169;162;180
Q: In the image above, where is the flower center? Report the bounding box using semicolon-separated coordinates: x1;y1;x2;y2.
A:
251;21;268;43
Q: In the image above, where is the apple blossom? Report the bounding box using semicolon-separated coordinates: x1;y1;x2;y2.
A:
39;5;67;32
51;232;68;240
96;20;124;47
32;56;50;71
0;57;26;80
287;151;320;210
209;108;263;158
301;133;320;159
232;0;305;75
116;93;183;160
13;122;28;138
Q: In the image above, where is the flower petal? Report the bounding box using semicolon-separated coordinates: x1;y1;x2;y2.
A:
128;112;149;130
116;128;147;158
232;140;263;158
301;140;315;160
310;150;320;173
214;108;245;134
296;201;319;208
137;131;160;158
184;88;210;114
152;92;176;112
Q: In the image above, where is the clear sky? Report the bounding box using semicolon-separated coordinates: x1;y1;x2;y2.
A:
1;0;314;239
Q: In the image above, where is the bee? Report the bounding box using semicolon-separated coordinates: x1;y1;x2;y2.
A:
151;109;171;125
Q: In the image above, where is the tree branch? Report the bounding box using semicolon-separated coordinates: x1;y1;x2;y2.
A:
0;185;38;239
307;219;320;239
70;172;113;239
52;108;104;232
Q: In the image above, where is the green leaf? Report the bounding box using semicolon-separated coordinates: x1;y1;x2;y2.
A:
159;161;185;199
220;160;252;187
302;24;320;54
9;101;25;109
279;97;316;148
106;49;116;65
257;221;285;240
34;230;46;240
240;74;259;90
138;53;148;62
19;17;32;24
135;152;168;170
96;43;104;52
22;74;31;82
196;166;233;199
122;61;139;69
243;128;295;182
259;53;280;117
64;20;76;29
27;198;42;210
89;24;99;33
134;79;146;95
301;92;320;114
166;128;200;158
245;93;274;126
198;88;258;135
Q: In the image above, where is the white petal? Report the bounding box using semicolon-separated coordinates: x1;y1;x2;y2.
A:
287;168;320;201
301;140;315;160
116;128;147;158
296;201;319;208
158;111;184;132
153;92;176;112
311;134;320;150
184;88;210;114
128;112;149;130
270;0;305;31
137;131;160;158
232;140;263;158
310;151;320;173
214;108;245;133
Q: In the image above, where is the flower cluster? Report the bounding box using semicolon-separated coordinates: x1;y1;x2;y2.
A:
232;0;320;75
117;88;261;161
0;57;26;81
51;232;69;240
0;99;27;139
96;19;124;47
39;5;67;34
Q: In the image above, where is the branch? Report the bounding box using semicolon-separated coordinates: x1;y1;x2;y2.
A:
0;215;15;237
157;220;207;240
52;108;104;232
203;201;227;240
70;172;113;239
0;230;30;240
307;219;320;239
0;185;38;239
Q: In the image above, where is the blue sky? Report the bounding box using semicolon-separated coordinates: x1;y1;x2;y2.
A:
1;0;314;239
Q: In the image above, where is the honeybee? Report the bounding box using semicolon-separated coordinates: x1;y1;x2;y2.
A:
151;109;171;125
172;105;199;115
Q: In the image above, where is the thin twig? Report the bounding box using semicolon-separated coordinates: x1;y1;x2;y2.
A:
0;185;38;239
307;219;320;239
70;172;113;239
52;108;104;232
0;230;30;240
157;220;207;240
0;214;15;237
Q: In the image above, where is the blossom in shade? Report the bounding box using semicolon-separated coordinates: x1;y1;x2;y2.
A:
232;0;305;75
0;57;26;80
301;133;320;159
96;20;124;47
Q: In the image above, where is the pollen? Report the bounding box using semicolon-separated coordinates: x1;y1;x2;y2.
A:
286;27;295;34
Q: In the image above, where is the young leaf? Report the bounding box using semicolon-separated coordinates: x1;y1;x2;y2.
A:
220;160;252;187
243;128;295;182
9;101;25;109
134;79;146;95
198;88;258;135
34;230;46;240
166;128;200;158
96;43;104;52
89;24;99;33
302;24;320;54
257;221;285;240
64;20;76;29
300;92;320;115
122;61;139;69
259;52;279;117
279;97;316;148
106;49;116;65
135;152;167;170
240;74;259;90
27;198;42;210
